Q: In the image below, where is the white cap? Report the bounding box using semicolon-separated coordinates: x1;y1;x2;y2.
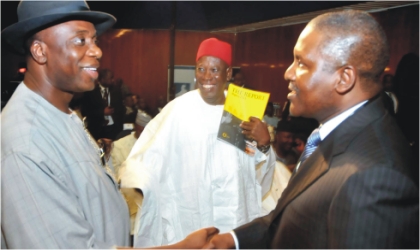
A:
135;111;152;127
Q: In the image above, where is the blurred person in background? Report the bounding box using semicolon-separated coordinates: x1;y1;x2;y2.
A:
273;119;298;170
263;102;280;128
393;53;419;187
81;68;125;140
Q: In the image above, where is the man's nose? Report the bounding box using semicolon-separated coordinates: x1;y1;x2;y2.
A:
204;69;213;79
89;43;102;60
284;63;295;81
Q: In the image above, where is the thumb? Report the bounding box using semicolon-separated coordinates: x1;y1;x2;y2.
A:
205;227;220;239
249;116;261;122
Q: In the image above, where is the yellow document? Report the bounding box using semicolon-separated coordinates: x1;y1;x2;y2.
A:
217;84;270;153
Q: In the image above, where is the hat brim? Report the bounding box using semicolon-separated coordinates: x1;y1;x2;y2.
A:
2;11;116;55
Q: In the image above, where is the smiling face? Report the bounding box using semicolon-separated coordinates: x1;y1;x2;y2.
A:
37;20;102;93
275;131;294;152
294;137;305;156
196;56;232;105
284;25;341;123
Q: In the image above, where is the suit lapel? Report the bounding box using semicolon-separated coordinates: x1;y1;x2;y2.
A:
271;94;386;220
272;147;328;218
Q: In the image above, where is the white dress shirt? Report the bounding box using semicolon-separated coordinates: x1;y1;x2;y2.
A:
99;84;114;125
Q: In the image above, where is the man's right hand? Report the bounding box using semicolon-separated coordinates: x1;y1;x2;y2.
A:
104;106;114;115
202;232;236;249
146;227;220;249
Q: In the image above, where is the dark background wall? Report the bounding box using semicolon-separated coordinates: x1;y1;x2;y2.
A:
2;5;418;112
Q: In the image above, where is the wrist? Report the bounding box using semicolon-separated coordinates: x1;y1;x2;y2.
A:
212;233;236;249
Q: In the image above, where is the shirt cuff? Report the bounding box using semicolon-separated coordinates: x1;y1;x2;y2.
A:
229;230;239;250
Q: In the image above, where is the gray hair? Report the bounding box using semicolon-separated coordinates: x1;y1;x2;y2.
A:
310;10;389;87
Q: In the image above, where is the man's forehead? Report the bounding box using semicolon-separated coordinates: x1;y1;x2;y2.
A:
38;20;97;36
197;55;222;62
300;24;316;40
294;25;322;51
196;55;228;67
297;23;360;56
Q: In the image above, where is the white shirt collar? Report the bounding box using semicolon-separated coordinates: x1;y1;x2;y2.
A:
99;84;108;92
319;100;368;140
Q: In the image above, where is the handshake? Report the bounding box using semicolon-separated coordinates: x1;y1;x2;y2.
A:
163;227;235;249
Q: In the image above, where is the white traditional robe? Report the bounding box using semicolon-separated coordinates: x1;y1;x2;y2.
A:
261;161;292;215
119;89;275;247
111;132;137;179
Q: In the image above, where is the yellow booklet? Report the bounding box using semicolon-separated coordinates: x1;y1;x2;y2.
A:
217;84;270;154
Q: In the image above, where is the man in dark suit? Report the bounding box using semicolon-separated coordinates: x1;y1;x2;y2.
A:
199;10;419;249
81;68;125;140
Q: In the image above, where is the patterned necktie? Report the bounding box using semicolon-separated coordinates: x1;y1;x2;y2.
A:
295;127;321;172
102;88;109;107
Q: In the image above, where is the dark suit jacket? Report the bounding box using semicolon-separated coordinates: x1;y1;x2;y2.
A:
81;84;125;140
123;107;138;124
234;95;419;248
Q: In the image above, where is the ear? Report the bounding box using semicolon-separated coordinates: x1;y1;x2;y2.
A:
335;65;356;94
30;40;47;64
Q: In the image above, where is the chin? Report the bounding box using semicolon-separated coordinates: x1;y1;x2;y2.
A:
199;89;213;98
289;103;303;117
289;107;298;117
83;81;96;91
85;79;95;91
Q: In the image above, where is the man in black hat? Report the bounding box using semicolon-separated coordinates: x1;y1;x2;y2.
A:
0;1;130;248
1;1;219;248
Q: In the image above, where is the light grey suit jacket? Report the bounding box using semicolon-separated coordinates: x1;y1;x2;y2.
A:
234;95;419;248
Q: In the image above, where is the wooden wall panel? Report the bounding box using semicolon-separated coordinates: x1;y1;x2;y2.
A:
234;23;307;105
372;6;419;75
98;29;171;113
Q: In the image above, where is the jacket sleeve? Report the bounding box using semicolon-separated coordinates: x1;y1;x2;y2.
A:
233;209;276;249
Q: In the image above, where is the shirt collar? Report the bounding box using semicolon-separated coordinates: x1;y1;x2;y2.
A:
99;84;107;92
319;100;368;140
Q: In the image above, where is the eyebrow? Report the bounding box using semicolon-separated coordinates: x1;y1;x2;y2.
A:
75;30;97;38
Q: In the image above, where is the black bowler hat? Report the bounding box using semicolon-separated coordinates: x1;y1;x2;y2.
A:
1;0;116;55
